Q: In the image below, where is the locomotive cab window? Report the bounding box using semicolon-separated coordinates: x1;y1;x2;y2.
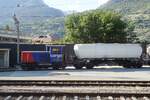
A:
51;47;62;54
46;46;64;54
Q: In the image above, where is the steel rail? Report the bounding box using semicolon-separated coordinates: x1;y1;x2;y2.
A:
0;80;150;87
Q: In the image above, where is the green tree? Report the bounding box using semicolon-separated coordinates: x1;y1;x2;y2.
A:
64;10;134;43
125;21;137;43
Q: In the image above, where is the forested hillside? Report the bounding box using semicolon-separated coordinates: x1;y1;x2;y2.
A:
100;0;150;43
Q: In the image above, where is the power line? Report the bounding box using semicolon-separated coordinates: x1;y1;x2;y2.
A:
13;14;20;64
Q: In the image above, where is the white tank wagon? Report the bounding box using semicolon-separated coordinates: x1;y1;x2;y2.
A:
73;43;143;69
146;45;150;65
147;45;150;57
74;44;142;59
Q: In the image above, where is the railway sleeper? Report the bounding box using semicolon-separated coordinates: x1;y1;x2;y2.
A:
1;93;150;100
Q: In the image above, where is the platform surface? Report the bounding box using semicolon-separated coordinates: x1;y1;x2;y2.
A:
0;66;150;81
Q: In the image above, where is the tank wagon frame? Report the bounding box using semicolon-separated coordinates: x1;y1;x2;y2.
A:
73;57;143;69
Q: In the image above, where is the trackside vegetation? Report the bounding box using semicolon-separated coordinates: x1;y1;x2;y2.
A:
64;10;136;43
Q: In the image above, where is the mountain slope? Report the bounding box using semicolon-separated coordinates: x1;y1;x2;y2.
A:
0;0;64;24
0;0;65;37
100;0;150;42
100;0;150;14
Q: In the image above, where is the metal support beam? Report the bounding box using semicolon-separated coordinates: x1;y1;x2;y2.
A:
13;14;20;65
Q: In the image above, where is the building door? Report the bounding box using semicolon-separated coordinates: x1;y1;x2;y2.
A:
0;49;9;68
0;51;4;67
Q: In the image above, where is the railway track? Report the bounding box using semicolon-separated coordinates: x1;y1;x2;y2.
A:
0;80;150;100
0;80;150;87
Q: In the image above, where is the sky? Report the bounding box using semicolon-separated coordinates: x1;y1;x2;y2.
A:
43;0;109;12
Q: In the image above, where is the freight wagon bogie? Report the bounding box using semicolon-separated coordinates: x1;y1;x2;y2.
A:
122;60;143;68
73;59;85;69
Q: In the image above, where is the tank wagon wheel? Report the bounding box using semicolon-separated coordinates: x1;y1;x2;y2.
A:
86;63;94;69
122;63;131;68
135;62;143;68
123;62;143;69
123;63;137;68
135;65;142;68
148;61;150;66
75;66;82;69
74;64;83;69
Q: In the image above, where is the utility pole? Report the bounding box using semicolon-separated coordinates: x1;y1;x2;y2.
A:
13;14;20;65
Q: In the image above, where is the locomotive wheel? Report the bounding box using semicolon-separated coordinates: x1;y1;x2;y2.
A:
52;67;59;70
21;64;35;70
21;65;27;70
61;65;66;70
23;67;34;71
22;67;28;71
